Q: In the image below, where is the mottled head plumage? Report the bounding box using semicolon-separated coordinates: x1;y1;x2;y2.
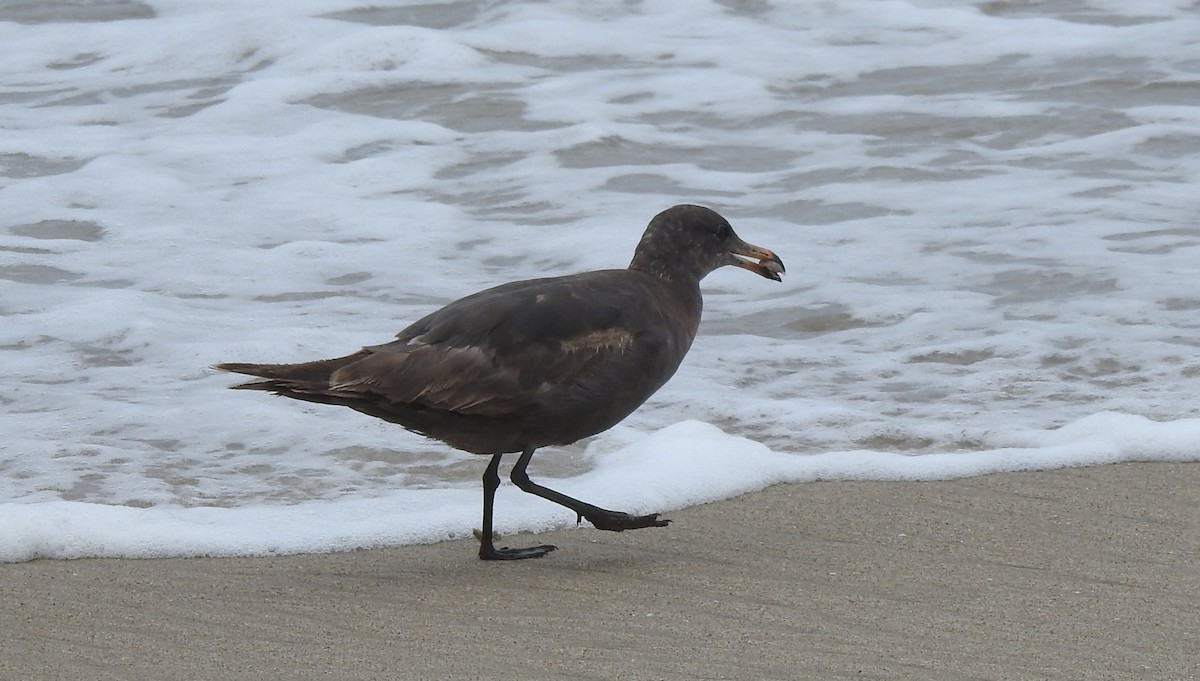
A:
629;205;785;283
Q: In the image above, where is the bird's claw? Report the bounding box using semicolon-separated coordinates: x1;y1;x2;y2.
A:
583;510;670;532
479;543;557;561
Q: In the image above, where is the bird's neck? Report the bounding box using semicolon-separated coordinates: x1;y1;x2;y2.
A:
628;253;705;285
626;265;704;331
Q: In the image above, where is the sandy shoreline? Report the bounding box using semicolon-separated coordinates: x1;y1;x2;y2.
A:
4;461;1198;680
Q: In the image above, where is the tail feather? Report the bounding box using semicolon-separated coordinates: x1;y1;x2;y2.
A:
213;351;398;414
213;350;370;388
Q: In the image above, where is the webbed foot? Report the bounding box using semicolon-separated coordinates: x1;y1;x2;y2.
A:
583;510;670;532
479;543;557;561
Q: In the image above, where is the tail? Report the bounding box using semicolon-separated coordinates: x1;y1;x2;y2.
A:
212;351;369;392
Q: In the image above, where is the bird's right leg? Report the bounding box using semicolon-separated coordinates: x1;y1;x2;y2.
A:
477;452;557;561
510;448;670;532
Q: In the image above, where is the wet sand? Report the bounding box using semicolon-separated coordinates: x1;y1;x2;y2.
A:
3;462;1198;680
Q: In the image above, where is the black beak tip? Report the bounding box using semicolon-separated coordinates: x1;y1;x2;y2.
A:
761;255;785;281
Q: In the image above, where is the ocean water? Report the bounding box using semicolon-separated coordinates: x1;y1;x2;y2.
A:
2;0;1199;561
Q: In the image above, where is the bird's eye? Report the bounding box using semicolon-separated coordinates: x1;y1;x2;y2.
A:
715;224;731;240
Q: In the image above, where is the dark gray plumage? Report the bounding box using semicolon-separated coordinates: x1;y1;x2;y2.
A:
216;204;784;560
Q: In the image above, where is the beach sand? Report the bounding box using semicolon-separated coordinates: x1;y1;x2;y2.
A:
4;462;1197;681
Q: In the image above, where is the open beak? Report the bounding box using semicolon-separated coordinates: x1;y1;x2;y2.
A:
729;239;785;282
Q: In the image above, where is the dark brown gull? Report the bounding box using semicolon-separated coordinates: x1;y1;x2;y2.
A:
215;204;785;560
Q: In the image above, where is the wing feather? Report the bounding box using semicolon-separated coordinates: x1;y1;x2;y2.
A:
321;271;661;418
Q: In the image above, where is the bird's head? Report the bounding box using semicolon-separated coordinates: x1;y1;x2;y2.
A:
629;205;785;283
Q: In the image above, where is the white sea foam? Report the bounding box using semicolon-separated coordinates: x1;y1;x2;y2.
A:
2;0;1199;561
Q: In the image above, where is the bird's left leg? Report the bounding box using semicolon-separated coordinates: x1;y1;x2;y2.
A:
510;448;670;531
478;452;557;560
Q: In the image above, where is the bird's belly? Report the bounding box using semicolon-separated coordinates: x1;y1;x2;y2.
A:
528;376;667;445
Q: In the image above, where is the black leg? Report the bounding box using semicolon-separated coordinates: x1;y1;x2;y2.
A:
477;452;557;561
510;448;670;532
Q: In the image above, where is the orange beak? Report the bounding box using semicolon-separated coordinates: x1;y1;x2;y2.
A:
730;239;785;282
